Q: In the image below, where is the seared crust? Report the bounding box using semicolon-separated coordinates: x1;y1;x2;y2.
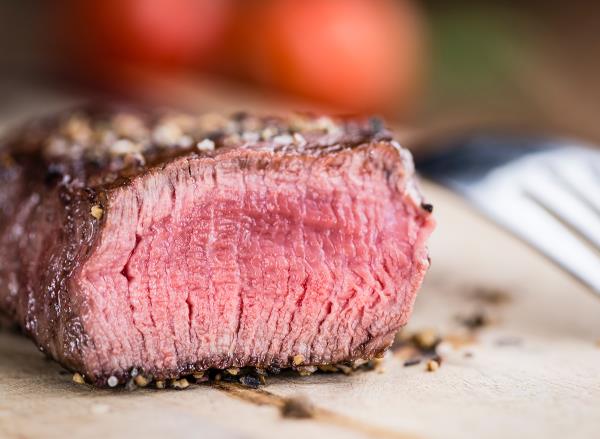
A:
1;106;395;190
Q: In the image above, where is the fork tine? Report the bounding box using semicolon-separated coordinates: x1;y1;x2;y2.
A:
419;138;600;298
549;148;600;216
468;184;600;296
522;164;600;252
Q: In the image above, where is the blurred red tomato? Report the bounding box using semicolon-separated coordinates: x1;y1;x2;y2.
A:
58;0;233;70
236;0;427;114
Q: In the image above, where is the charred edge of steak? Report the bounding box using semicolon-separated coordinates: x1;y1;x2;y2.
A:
20;184;103;374
0;144;105;373
1;105;395;191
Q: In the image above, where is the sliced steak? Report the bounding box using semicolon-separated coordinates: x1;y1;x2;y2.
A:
0;107;434;386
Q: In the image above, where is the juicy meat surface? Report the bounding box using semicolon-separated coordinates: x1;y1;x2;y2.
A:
0;107;434;386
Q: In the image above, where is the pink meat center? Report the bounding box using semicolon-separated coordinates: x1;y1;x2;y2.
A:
77;146;431;377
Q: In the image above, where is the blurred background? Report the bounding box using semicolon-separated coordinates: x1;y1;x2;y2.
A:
1;0;600;149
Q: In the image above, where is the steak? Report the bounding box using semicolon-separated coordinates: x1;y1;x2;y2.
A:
0;107;434;387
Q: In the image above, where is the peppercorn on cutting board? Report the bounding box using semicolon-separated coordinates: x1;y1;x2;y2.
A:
1;90;600;439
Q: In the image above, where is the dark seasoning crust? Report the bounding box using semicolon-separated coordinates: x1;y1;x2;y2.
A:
73;356;386;390
0;106;433;388
11;107;398;186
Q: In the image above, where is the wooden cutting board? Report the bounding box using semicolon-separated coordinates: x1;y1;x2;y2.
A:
1;180;599;439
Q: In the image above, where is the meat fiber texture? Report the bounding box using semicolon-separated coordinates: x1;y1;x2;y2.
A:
0;107;434;387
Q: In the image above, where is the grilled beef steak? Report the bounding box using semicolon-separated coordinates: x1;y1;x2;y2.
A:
0;108;434;387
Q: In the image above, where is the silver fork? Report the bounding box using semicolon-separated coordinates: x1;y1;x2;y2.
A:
417;136;600;297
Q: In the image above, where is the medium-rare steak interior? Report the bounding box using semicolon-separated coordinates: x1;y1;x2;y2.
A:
0;108;434;387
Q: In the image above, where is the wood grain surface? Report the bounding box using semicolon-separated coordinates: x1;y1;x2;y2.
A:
1;181;599;439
